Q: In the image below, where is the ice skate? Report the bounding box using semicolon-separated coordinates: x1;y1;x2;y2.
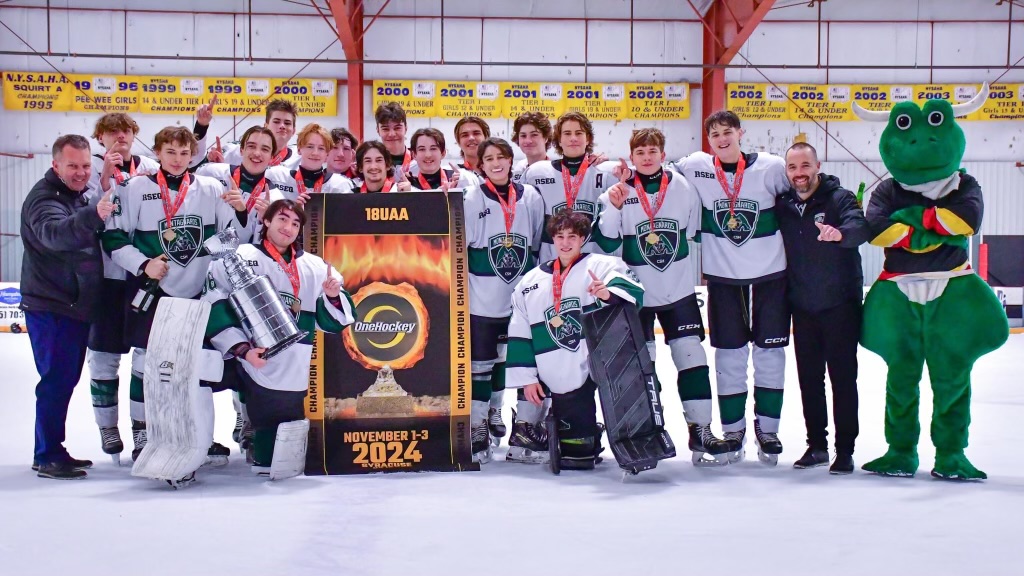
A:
471;420;492;464
754;419;782;466
99;426;124;465
688;424;731;467
723;429;746;463
204;442;230;467
506;418;549;464
166;471;196;490
131;419;147;462
488;407;506;447
231;413;244;444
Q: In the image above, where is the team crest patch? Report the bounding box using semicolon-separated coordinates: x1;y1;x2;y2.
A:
714;198;759;247
488;234;529;284
158;215;203;267
635;219;678;272
551;200;596;243
545;297;584;352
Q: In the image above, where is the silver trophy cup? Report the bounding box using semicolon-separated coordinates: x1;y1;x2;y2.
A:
204;228;308;360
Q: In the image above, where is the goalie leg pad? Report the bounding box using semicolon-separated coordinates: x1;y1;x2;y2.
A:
270;419;310;480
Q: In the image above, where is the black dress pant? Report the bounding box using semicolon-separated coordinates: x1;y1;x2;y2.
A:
791;300;861;454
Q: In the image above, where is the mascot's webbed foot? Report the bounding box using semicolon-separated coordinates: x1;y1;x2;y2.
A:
862;448;919;478
932;451;987;481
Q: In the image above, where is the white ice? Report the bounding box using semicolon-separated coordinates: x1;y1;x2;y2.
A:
1;334;1022;576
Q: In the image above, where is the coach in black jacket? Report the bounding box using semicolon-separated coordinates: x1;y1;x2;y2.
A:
21;134;115;480
777;142;870;475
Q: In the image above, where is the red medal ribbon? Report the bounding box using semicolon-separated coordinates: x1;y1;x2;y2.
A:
360;178;394;193
633;170;670;231
713;155;746;216
233;166;268;212
560;157;592;212
402;150;412;172
483;179;517;241
294;171;325;197
269;147;289;167
157;170;191;228
263;239;300;303
417;169;449;191
114;157;136;185
551;258;578;318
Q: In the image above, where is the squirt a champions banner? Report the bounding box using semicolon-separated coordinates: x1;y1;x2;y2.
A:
302;191;475;474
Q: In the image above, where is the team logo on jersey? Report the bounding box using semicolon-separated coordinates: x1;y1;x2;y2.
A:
550;200;596;243
280;293;301;316
158;215;203;267
635;219;679;272
488;234;529;284
545;298;584;352
713;198;759;247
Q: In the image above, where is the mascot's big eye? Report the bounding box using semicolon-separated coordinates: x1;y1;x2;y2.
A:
895;114;912;130
928;111;944;126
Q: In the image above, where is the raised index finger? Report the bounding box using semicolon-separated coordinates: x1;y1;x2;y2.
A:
588;270;600;281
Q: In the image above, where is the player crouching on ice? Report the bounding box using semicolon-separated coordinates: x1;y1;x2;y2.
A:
507;211;644;471
204;199;356;479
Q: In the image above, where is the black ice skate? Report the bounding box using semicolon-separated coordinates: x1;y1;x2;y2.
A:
506;414;549;464
688;424;731;467
471;421;492;464
754;419;783;466
131;419;147;462
488;407;506;446
723;428;746;463
99;426;124;465
204;442;230;467
166;471;196;490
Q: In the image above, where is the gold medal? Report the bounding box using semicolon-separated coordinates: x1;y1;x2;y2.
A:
727;216;738;230
646;232;659;245
503;236;514;248
163;229;176;242
549;316;564;329
291;300;301;315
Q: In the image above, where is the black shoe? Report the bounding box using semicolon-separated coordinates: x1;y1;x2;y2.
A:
830;452;855;475
36;461;88;480
31;457;93;472
793;447;830;469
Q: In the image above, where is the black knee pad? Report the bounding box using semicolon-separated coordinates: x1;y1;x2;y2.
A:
551;379;598;440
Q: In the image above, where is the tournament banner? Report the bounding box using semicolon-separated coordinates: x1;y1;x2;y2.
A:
500;82;563;119
372;79;436;118
562;83;625;120
971;84;1024;120
435;81;501;118
68;74;139;113
269;78;337;116
2;71;73;111
624;83;690;120
727;83;790;120
789;83;854;122
302;191;475;475
850;84;911;113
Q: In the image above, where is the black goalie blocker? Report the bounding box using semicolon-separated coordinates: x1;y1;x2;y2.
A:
582;302;676;475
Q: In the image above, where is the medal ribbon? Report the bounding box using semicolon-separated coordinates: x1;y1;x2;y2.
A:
417;169;449;191
295;171;325;197
402;150;412;172
157;170;191;231
114;157;136;185
234;166;268;212
713;155;746;216
551;258;576;318
360;178;394;193
560;157;592;211
483;179;517;243
269;147;289;167
633;170;670;232
263;239;301;305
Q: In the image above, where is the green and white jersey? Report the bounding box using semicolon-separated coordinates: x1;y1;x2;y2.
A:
203;243;355;393
89;154;161;280
101;172;247;298
221;141;301;171
264;166;354;200
522;157;622;262
195;162;283;243
406;166;474;192
671;151;789;284
465;181;546;318
506;254;644;395
594;169;701;307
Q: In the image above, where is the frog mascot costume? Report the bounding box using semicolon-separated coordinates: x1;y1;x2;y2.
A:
853;84;1009;480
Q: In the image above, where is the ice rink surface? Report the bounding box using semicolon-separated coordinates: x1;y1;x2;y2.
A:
1;333;1021;576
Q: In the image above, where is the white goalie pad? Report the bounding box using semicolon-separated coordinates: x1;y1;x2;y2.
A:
132;298;216;482
269;419;310;481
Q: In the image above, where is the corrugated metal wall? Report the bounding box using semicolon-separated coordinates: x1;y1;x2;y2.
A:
1;157;1020;283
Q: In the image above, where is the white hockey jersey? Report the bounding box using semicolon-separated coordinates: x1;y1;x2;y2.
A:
204;244;355;392
407;167;473;193
102;172;248;298
265;166;354;200
194;162;280;243
594;169;701;308
465;181;546;319
221;141;301;171
89;154;161;280
671;151;789;284
522;158;621;262
506;254;644;395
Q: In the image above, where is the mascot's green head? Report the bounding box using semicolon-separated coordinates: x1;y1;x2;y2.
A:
853;84;989;186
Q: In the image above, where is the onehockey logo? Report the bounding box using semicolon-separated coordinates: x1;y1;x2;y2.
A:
544;298;584;352
550;200;596;244
352;292;420;360
713;198;759;247
488;234;529;284
635;218;679;272
158;215;203;267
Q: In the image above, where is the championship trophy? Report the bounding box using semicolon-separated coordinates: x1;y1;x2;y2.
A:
204;228;307;360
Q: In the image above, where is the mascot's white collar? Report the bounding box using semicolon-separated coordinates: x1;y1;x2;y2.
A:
899;171;961;201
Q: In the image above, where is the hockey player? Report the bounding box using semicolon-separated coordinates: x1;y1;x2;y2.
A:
507;210;644;471
375;102;415;174
329;127;359;179
464;138;545;462
511;111;552;184
522;111;621;262
407;128;465;192
208;99;299;170
102;126;250;466
265;123;353;203
204;199;355;477
594;128;730;466
196;125;280;239
670;110;792;465
355;141;410;193
454;116;490;174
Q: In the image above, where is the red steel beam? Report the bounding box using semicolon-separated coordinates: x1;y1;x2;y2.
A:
328;0;360;60
327;0;364;139
717;0;777;66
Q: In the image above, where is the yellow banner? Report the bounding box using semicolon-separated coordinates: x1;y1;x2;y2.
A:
269;78;336;116
849;84;911;113
138;76;205;115
913;84;956;105
67;74;139;113
727;83;789;120
372;80;436;118
2;71;73;111
789;84;853;122
624;83;689;120
562;83;624;120
201;77;270;115
435;81;501;119
971;84;1024;121
500;82;563;119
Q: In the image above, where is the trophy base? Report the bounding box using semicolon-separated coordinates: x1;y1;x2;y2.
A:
356;395;415;416
260;330;309;361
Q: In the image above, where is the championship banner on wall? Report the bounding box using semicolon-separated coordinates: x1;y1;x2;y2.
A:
2;71;73;111
789;84;854;122
970;84;1024;120
302;191;474;475
500;82;564;119
435;81;501;118
562;83;625;120
624;83;690;120
727;83;790;120
372;80;436;118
